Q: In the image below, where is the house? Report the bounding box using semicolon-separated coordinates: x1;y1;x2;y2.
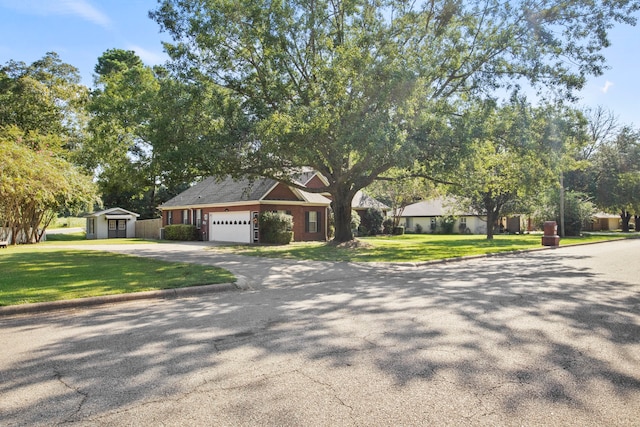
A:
85;208;140;239
297;170;390;219
585;212;620;231
351;191;390;219
397;198;488;234
158;176;331;243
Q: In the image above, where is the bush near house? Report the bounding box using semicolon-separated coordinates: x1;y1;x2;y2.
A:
164;224;198;240
359;208;384;236
260;212;294;244
439;215;456;234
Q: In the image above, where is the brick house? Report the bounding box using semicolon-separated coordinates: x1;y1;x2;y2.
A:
158;175;331;243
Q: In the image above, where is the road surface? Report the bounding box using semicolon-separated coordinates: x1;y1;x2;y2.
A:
1;239;639;425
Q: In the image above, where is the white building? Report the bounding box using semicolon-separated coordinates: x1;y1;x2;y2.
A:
85;208;139;239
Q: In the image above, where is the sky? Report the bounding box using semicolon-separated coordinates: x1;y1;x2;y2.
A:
0;0;639;126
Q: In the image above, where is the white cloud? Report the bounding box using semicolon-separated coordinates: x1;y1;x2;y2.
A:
127;44;167;66
601;80;614;94
0;0;111;28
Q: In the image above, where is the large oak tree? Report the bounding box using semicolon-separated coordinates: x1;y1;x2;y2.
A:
151;0;638;242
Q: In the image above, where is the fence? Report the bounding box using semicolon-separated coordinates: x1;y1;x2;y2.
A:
135;218;162;240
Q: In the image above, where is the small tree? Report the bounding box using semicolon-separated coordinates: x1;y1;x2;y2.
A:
534;189;595;236
359;208;384;236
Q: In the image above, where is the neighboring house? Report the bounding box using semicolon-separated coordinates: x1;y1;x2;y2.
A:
585;212;620;231
298;170;390;219
85;208;140;239
158;176;331;243
397;198;488;235
351;191;390;219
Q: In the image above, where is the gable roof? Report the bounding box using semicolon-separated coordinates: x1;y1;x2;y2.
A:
352;191;390;211
159;176;331;209
399;197;478;217
85;207;140;218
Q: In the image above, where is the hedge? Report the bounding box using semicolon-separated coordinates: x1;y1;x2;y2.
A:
164;224;198;241
260;212;294;244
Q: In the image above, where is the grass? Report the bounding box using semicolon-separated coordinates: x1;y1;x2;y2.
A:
43;233;156;245
49;216;86;229
209;233;638;263
0;246;235;306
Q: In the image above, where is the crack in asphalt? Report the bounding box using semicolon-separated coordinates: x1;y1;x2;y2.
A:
53;370;88;424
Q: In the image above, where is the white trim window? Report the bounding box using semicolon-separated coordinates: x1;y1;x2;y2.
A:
183;209;189;224
195;209;202;228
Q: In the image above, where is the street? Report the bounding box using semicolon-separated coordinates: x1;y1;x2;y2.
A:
1;239;639;425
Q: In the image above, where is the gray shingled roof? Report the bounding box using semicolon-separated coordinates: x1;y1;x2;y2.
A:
159;176;331;208
160;176;279;208
352;191;390;210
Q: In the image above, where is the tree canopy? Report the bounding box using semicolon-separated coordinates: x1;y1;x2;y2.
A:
0;127;99;244
151;0;639;242
447;98;588;239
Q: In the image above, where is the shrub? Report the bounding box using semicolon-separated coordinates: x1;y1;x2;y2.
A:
164;224;198;241
439;215;456;234
393;226;405;235
533;189;595;236
260;212;294;244
415;223;423;234
350;210;361;232
360;208;384;236
382;218;393;234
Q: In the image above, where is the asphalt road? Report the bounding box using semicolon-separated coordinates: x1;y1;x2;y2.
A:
1;240;639;426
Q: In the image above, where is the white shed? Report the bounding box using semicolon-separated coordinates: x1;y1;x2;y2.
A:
85;208;140;239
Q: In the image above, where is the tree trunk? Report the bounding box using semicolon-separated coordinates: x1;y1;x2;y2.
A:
484;196;499;240
486;210;496;240
621;210;632;232
331;188;355;243
635;215;640;232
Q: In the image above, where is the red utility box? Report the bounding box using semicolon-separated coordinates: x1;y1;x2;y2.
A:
542;221;560;246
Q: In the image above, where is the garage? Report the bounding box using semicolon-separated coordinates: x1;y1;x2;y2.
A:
208;211;252;243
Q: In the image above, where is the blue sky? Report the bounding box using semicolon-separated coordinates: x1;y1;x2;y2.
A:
0;0;638;126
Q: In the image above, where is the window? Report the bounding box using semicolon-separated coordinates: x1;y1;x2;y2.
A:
87;218;95;234
182;209;189;224
167;211;173;225
118;220;126;230
108;220;116;230
307;211;318;233
195;209;202;228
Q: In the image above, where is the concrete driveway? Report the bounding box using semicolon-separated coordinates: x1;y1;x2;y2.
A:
1;239;639;425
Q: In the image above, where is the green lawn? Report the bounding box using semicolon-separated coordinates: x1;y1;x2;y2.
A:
209;233;637;263
49;216;86;229
0;246;235;306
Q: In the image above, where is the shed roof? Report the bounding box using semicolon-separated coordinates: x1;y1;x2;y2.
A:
85;207;140;218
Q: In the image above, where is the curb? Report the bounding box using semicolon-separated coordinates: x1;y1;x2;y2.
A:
0;282;241;317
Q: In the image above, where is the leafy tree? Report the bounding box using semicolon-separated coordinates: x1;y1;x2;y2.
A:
367;168;436;229
0;127;99;244
592;126;640;231
151;0;639;242
0;52;89;152
533;188;596;236
80;49;162;218
447;98;587;239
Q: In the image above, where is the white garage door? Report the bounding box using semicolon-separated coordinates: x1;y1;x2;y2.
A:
209;211;252;243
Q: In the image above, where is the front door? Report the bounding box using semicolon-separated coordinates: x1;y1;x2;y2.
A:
108;220;127;238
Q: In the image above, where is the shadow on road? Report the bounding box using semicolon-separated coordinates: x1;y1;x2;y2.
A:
1;247;639;424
